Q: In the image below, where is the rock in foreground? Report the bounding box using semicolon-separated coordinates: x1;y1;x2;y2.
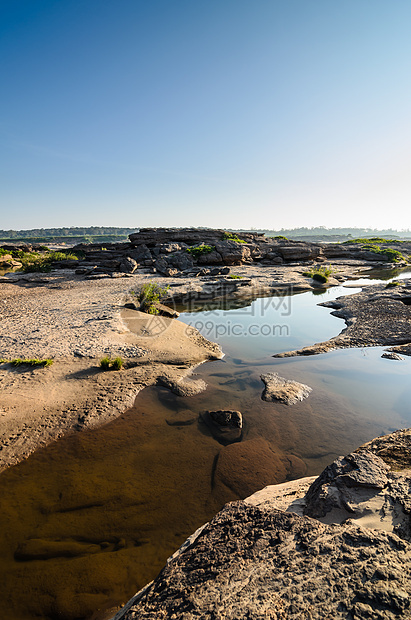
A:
261;372;312;405
116;502;411;620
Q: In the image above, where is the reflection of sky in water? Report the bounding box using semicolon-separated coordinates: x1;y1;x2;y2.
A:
178;285;361;359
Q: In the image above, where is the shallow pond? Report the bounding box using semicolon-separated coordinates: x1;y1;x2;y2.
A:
1;272;411;620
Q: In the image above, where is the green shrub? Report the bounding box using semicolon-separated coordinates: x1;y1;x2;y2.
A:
100;356;123;371
100;357;111;370
274;235;288;240
135;282;170;315
14;249;79;272
367;246;405;263
111;357;123;370
186;244;215;257
228;274;243;279
385;280;402;288
302;265;334;282
222;232;247;244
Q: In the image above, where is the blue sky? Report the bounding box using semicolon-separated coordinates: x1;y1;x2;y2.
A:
1;0;411;230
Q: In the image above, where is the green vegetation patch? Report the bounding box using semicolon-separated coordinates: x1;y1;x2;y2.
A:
0;358;54;368
186;244;215;258
134;282;171;315
228;274;243;279
343;237;405;245
274;235;288;240
385;280;403;288
367;246;405;263
302;265;334;283
222;232;247;244
3;248;81;272
100;357;123;371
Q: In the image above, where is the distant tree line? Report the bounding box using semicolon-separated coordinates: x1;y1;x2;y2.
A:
0;227;137;239
236;226;411;239
1;225;410;243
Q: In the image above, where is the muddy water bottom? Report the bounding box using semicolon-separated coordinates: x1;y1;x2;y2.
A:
0;390;226;620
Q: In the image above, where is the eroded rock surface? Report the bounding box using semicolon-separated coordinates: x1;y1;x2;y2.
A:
116;502;411;620
199;409;243;445
261;372;312;404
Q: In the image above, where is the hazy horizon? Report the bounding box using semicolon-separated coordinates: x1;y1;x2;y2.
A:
2;1;411;230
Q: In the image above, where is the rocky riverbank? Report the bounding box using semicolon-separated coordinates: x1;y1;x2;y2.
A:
112;428;411;620
274;279;411;358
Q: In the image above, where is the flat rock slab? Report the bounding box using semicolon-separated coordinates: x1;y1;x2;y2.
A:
261;372;312;405
118;502;411;620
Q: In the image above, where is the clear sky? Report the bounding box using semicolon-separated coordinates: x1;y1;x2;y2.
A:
1;0;411;230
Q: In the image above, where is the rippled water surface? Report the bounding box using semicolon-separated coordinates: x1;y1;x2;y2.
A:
1;274;411;620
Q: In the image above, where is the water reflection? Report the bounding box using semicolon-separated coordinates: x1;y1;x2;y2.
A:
177;285;361;359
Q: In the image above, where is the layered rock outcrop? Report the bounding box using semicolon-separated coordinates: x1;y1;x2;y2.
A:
28;228;409;279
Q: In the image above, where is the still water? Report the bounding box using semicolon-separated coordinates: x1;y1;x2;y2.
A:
0;273;410;620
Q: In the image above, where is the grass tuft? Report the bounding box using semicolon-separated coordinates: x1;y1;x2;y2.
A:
134;282;171;315
186;244;215;257
6;358;53;367
222;232;247;244
385;280;403;288
100;356;123;371
302;265;334;283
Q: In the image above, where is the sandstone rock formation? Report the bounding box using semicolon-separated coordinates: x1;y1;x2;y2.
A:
260;372;312;404
274;281;411;357
10;228;404;280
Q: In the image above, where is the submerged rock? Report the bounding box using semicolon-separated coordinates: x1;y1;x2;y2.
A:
200;409;243;445
260;372;312;405
212;438;289;497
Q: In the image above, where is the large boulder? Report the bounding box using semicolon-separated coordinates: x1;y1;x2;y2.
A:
215;240;252;265
278;243;322;262
153;258;178;277
129;228;263;247
196;250;223;265
127;244;152;262
169;252;195;271
304;430;411;542
120;257;138;273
